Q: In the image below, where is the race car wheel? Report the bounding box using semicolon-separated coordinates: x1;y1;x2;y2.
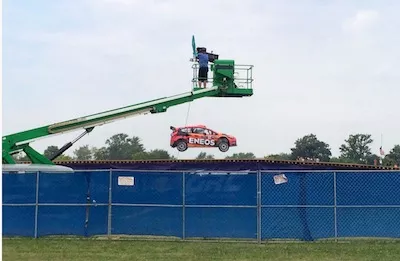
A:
217;139;229;152
176;140;188;152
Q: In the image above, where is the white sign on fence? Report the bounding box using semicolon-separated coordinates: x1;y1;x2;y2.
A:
273;174;288;185
118;176;135;186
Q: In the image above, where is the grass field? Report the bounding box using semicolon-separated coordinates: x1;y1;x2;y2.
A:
3;237;400;261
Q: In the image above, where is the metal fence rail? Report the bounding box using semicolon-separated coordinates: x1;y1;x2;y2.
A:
191;63;254;89
3;169;400;241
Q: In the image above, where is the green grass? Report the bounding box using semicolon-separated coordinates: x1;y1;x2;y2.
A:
3;237;400;261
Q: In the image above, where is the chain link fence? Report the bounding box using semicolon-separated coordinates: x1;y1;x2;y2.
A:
3;169;400;241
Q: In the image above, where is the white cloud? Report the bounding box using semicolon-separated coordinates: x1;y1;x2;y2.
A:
100;0;140;5
343;10;380;33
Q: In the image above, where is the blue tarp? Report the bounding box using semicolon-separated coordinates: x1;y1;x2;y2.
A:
2;170;400;240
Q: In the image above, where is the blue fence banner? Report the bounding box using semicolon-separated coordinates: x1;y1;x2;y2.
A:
2;170;400;241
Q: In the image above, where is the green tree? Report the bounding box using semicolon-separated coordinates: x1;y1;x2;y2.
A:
383;145;400;166
225;152;256;159
147;149;174;160
92;147;108;160
339;134;373;164
44;145;59;159
73;145;93;160
196;152;215;160
93;133;145;160
132;149;175;160
366;154;380;165
131;152;149;160
106;134;144;160
290;134;331;162
43;145;72;161
264;153;291;160
56;154;73;161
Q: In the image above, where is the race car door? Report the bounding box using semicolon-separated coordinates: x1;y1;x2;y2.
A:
204;128;218;147
189;127;215;148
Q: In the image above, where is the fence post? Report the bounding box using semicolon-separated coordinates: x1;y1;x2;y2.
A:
257;170;261;244
182;171;186;240
107;169;113;237
333;171;338;242
34;171;40;239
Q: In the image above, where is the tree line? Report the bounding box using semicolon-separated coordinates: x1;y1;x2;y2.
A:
265;133;399;167
12;132;400;167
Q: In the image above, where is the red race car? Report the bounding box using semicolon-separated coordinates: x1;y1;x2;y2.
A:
170;125;237;152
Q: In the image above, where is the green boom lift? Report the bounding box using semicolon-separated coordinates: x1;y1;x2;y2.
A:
2;36;253;165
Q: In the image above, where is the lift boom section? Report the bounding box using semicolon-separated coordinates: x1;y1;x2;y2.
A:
2;41;253;165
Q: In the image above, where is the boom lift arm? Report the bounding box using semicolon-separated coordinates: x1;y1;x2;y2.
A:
2;37;253;165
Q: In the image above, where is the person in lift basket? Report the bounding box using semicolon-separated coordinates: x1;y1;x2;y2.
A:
196;47;209;88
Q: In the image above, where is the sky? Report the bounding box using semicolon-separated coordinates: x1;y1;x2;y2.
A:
2;0;400;160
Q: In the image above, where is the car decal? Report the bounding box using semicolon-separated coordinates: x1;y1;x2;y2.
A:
188;137;216;146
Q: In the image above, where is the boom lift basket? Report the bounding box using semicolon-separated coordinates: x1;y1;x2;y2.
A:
192;61;253;97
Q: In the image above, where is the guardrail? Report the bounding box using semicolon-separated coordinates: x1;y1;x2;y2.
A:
191;63;253;89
